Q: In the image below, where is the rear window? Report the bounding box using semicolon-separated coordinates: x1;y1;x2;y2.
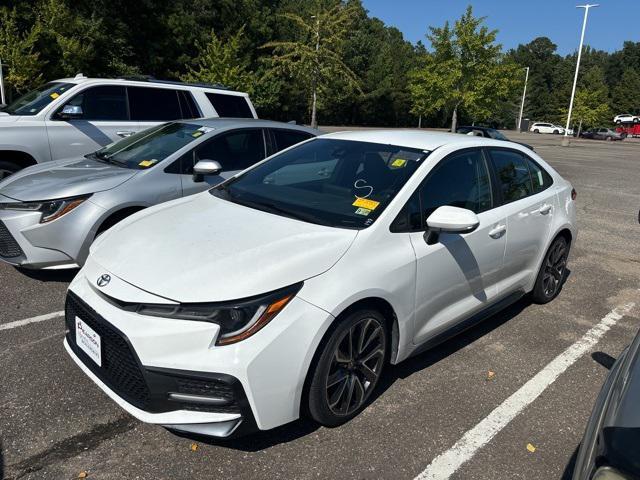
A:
272;129;314;151
128;87;182;121
205;93;253;118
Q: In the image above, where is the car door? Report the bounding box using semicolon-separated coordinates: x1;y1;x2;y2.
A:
176;128;267;196
407;148;508;345
486;147;556;293
45;85;140;161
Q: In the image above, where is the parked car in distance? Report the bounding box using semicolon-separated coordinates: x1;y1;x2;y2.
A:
579;128;624;141
64;130;576;438
456;126;534;150
613;113;639;124
530;122;565;134
0;74;258;178
572;326;640;480
0;119;317;269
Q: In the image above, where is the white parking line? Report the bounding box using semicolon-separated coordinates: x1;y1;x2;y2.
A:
415;302;636;480
0;311;65;331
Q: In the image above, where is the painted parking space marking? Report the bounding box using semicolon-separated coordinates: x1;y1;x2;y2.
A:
0;311;64;331
415;302;636;480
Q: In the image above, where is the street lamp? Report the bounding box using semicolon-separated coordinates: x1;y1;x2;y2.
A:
562;4;599;146
517;66;529;132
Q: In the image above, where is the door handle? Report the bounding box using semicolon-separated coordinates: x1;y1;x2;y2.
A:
489;224;506;238
538;204;552;215
116;130;135;138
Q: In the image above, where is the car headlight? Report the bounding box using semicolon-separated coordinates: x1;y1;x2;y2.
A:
0;195;90;223
118;283;303;346
593;467;631;480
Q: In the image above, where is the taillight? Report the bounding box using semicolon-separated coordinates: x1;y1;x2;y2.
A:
571;188;577;201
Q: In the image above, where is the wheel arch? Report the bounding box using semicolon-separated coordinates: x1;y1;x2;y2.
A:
95;205;147;237
0;150;38;171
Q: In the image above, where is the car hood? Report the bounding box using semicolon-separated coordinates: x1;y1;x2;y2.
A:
91;192;358;302
0;158;138;201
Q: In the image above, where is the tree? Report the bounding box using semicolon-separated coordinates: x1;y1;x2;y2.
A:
409;6;520;131
0;7;42;96
181;27;254;92
611;68;640;115
263;0;361;128
561;66;610;131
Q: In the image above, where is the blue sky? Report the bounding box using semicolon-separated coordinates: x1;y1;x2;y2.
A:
361;0;639;55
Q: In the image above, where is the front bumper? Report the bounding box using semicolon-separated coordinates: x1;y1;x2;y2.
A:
0;200;103;269
64;264;335;435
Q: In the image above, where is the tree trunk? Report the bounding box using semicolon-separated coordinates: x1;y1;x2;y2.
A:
311;81;318;129
450;106;458;132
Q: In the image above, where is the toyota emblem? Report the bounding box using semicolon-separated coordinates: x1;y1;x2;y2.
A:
96;274;111;287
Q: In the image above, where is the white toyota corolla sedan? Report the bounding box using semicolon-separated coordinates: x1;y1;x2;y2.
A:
64;130;577;438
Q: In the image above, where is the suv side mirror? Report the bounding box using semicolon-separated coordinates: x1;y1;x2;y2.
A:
58;104;83;120
193;159;222;183
424;206;480;245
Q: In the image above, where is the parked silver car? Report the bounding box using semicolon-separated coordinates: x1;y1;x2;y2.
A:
0;118;317;269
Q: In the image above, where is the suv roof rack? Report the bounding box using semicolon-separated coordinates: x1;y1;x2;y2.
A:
115;75;230;91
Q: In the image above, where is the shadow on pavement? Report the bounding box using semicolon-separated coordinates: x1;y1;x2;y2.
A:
561;443;579;480
14;266;78;283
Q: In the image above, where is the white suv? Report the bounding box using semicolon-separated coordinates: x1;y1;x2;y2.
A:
530;122;565;134
0;74;257;178
613;114;639;124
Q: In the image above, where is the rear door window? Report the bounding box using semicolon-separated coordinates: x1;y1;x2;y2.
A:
194;129;265;171
205;93;253;118
177;90;200;119
525;157;553;193
63;86;128;121
271;129;314;152
489;149;534;203
128;87;182;121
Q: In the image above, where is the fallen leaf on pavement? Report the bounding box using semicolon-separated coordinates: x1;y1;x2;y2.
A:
526;443;536;453
486;370;496;381
190;443;199;452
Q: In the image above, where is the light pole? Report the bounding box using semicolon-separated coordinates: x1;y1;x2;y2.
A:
562;4;599;146
517;66;529;132
310;14;320;129
0;58;6;107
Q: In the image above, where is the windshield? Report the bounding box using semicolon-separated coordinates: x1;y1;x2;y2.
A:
211;138;428;229
486;129;508;141
2;82;73;115
91;122;206;170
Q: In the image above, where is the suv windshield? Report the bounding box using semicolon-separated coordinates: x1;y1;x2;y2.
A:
211;138;428;229
90;122;206;170
2;82;73;116
486;129;508;141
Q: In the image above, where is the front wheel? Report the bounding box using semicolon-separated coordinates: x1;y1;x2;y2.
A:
307;310;388;427
553;130;559;134
533;129;540;134
531;236;569;304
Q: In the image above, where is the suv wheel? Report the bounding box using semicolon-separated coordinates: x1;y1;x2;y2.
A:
616;119;622;124
533;129;540;134
553;129;559;134
531;236;569;304
0;160;20;180
307;309;388;427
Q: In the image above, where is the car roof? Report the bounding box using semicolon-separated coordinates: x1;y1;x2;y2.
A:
175;117;318;134
52;76;248;95
320;129;507;151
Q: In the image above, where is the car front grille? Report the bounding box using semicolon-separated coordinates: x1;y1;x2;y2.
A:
0;221;24;258
65;292;151;409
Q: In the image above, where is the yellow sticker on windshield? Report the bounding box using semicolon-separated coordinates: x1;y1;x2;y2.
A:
355;207;371;216
50;92;59;99
192;131;203;138
353;197;380;210
138;159;157;168
391;158;407;168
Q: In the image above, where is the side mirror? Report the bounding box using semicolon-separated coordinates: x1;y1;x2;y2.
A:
58;104;83;119
424;206;480;245
192;159;222;183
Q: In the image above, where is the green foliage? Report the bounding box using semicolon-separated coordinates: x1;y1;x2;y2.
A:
0;7;42;93
611;68;640;115
409;6;520;130
561;66;610;128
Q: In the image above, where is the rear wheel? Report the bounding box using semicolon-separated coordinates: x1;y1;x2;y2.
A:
0;160;20;180
307;309;388;427
533;129;540;134
531;236;569;304
553;129;559;134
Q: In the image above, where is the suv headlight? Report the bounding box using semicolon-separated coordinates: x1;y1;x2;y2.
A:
116;283;303;346
0;195;90;223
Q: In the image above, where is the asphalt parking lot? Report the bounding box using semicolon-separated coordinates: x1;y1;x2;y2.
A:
1;130;639;480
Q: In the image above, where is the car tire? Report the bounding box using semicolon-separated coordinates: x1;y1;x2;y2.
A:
616;120;622;124
553;130;559;134
0;160;21;180
307;309;388;427
531;236;569;304
534;129;540;134
606;136;612;141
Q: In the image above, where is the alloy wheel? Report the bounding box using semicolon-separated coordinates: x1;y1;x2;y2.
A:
325;317;386;416
542;240;567;298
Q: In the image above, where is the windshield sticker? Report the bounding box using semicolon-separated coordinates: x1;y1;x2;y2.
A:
192;131;204;138
391;158;407;169
138;159;158;168
354;207;371;216
353;197;380;210
353;179;374;198
50;92;60;99
193;126;215;137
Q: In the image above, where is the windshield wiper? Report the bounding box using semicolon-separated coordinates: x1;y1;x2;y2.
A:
86;151;127;168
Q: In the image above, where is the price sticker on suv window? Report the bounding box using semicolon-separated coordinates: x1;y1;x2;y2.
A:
353;197;380;210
